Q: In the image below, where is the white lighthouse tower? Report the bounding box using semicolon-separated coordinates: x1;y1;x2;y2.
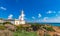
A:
14;10;25;25
19;10;25;24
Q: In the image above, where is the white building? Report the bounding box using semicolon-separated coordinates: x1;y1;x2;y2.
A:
0;10;25;25
14;10;25;25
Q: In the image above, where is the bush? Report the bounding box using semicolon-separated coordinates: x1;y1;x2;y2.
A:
16;25;23;31
16;25;32;31
43;26;55;31
31;24;41;31
0;25;6;30
3;22;12;25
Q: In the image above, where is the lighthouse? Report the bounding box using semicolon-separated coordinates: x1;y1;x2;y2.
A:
19;10;25;24
14;10;25;25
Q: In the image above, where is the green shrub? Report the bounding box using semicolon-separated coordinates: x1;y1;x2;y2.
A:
31;24;41;31
3;22;12;25
16;25;23;31
43;27;55;31
0;25;6;30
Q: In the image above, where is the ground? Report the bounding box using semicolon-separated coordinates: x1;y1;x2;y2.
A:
0;23;60;36
13;30;38;36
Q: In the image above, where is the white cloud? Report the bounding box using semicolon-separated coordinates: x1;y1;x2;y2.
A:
47;11;52;14
36;17;49;23
41;16;60;23
38;13;41;18
56;14;58;16
47;10;56;14
0;7;7;10
58;11;60;13
53;11;56;13
8;14;13;19
32;16;35;19
47;18;60;23
43;17;48;22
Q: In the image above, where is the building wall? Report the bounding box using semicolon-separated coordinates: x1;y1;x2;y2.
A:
0;19;25;25
19;21;25;24
14;20;20;25
14;20;25;25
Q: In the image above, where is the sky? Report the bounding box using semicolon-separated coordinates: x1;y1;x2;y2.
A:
0;0;60;23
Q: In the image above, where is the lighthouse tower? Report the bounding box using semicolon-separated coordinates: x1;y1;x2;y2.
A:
14;10;25;25
19;10;25;24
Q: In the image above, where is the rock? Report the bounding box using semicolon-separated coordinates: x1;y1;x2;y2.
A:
0;30;13;36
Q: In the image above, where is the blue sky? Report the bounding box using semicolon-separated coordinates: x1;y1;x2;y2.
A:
0;0;60;23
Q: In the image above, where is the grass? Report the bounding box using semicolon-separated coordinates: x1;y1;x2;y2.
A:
13;30;38;36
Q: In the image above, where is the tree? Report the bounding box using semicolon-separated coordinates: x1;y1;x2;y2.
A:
3;22;12;25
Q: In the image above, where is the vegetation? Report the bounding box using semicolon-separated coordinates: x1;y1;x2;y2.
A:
16;25;23;31
31;24;41;31
13;30;38;36
43;26;55;31
3;22;12;25
0;25;6;30
0;22;59;36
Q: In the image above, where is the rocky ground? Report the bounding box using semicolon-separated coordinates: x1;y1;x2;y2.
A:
37;25;60;36
0;23;60;36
